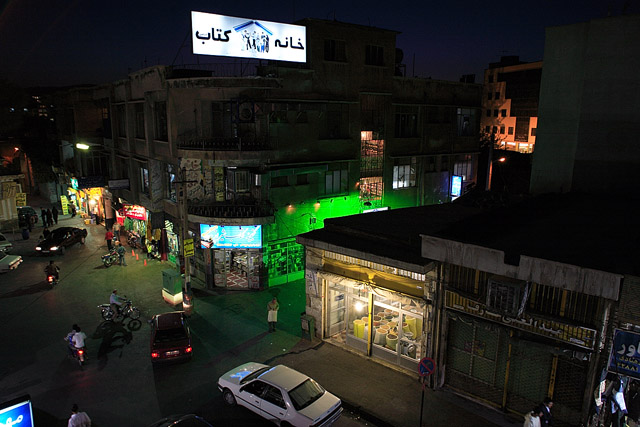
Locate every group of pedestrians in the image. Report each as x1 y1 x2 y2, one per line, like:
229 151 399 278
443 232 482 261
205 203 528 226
523 397 554 427
40 206 59 228
105 223 126 266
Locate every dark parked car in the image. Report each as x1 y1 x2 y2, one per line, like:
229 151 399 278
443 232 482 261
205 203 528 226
150 311 192 364
17 206 38 227
35 226 87 255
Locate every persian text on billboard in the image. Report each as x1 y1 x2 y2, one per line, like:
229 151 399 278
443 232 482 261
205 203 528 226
200 224 262 249
191 11 306 63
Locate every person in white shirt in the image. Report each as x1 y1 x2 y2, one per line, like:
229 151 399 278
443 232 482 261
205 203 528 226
68 403 91 427
110 289 123 316
523 406 543 427
612 377 628 427
71 326 86 349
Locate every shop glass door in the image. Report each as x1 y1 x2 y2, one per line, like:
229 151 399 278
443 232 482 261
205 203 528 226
326 283 346 338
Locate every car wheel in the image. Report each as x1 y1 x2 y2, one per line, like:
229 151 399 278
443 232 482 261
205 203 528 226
222 389 237 406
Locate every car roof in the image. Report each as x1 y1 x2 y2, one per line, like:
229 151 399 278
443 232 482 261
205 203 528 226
259 365 309 391
154 312 186 330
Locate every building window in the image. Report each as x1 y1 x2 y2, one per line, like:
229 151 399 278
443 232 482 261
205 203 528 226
457 108 476 136
271 176 288 188
116 104 126 138
321 104 349 139
140 166 150 196
154 101 168 141
508 127 514 135
493 109 499 117
501 109 507 118
487 92 493 100
531 128 537 136
134 103 145 139
392 157 416 189
394 112 418 138
324 39 346 62
488 74 494 83
492 126 498 134
500 125 505 134
296 174 309 185
485 125 490 133
486 278 528 317
325 167 348 194
166 164 176 202
494 91 500 100
486 109 491 117
365 45 384 66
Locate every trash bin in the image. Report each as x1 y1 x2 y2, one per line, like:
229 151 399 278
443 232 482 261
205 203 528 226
300 312 316 341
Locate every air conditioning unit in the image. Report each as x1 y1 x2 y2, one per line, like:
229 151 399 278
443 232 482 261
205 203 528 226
238 102 255 122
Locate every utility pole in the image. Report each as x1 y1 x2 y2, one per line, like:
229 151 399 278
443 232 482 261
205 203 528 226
177 166 197 313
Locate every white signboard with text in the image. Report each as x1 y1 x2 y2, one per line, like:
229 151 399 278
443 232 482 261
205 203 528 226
191 11 306 63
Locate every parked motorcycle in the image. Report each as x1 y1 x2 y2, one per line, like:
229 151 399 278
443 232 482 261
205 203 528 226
102 248 119 268
98 297 141 321
127 231 141 249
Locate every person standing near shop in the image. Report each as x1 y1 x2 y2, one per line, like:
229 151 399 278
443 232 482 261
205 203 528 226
540 397 554 426
116 241 126 266
41 207 46 225
52 205 59 224
68 403 91 427
105 228 114 251
267 297 279 332
113 221 121 242
45 208 53 227
611 378 628 427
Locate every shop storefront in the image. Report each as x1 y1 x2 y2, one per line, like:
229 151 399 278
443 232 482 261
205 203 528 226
199 224 263 290
164 219 180 265
321 272 427 371
444 290 596 425
67 186 105 223
122 204 147 246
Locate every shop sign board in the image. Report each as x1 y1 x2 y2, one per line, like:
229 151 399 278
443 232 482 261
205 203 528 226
70 178 78 190
78 176 105 189
183 239 194 257
15 192 26 206
200 224 262 249
445 291 596 350
608 329 640 379
60 195 69 215
191 11 307 63
0 395 34 427
451 175 462 197
108 179 130 190
124 204 147 220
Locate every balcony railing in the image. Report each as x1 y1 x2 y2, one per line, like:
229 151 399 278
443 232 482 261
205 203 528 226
178 136 271 151
188 202 274 219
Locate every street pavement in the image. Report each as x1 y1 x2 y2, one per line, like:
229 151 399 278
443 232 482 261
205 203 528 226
0 202 522 427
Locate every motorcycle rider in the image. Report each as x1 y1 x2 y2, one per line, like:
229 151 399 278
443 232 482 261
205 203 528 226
110 289 124 317
64 324 86 358
45 260 60 281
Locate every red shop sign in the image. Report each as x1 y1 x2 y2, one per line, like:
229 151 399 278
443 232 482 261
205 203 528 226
124 204 147 220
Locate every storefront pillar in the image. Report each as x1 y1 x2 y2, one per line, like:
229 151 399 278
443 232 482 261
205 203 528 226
367 293 374 356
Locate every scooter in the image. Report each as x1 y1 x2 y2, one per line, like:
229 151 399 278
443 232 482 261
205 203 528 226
64 334 85 367
47 274 58 287
102 248 119 268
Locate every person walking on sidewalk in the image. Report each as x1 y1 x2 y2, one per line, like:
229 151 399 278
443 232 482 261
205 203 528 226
116 241 126 266
68 403 91 427
52 206 59 224
523 406 543 427
267 297 279 332
105 228 114 251
41 207 46 225
45 209 53 227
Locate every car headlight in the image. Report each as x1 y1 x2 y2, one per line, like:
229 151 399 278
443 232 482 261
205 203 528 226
35 247 41 251
50 246 58 251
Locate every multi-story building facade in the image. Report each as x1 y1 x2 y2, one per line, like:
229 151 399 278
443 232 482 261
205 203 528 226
58 18 482 290
481 56 542 153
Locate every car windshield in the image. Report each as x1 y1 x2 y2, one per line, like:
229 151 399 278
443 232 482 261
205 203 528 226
240 367 271 385
51 229 67 239
154 328 188 343
288 379 325 411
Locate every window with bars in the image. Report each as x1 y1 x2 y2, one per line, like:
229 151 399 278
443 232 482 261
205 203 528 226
134 103 145 139
324 39 346 62
365 45 384 66
116 104 126 137
392 157 416 189
154 101 168 141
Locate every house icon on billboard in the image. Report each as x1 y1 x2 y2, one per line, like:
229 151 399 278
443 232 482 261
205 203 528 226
233 20 273 53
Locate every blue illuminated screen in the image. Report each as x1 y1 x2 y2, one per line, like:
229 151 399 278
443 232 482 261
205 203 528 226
451 175 462 197
200 224 262 249
0 395 34 427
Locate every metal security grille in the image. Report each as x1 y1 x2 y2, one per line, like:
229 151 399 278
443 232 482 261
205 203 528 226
445 316 505 406
552 357 588 427
505 338 553 414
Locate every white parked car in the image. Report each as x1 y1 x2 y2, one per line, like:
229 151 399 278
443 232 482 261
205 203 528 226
218 362 342 427
0 232 12 253
0 251 22 272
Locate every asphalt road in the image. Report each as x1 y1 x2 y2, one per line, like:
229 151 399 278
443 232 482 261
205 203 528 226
0 217 373 427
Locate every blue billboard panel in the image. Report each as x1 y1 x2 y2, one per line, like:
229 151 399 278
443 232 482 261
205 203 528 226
0 395 34 427
200 224 262 249
608 329 640 379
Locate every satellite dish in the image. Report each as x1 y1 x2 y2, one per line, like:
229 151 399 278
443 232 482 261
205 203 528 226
238 102 254 122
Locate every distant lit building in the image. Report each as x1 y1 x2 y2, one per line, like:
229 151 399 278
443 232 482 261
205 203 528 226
481 56 542 153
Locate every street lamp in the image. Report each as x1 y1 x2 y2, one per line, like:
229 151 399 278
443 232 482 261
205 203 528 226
76 143 90 150
487 156 506 191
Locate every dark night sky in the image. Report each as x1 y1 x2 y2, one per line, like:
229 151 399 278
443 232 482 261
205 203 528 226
1 0 637 88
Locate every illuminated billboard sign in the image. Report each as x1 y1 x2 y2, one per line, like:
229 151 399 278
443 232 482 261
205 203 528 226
200 224 262 249
451 175 462 197
191 11 306 63
1 395 35 427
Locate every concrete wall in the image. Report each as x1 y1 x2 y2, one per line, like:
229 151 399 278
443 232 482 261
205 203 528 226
531 15 640 194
